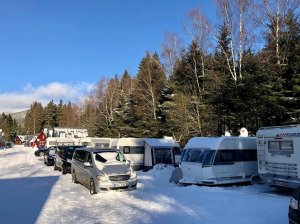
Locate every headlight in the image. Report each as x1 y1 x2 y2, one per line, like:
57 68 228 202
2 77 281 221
97 175 108 182
131 171 137 179
290 197 299 210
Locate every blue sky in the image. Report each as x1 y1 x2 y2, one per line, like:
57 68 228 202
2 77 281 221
0 0 214 113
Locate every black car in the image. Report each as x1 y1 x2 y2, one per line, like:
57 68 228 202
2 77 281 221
53 145 83 174
289 187 300 224
34 146 48 157
43 146 56 166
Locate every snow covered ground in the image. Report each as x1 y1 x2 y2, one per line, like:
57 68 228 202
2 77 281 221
0 146 291 224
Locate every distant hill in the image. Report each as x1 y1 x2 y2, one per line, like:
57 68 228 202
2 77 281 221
10 110 29 127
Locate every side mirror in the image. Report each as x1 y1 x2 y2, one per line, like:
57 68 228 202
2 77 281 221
83 162 92 167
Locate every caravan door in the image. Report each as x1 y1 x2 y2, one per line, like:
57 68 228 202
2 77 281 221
181 148 203 181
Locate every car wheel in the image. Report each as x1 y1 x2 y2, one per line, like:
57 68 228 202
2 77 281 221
72 171 78 184
40 152 44 157
62 164 67 175
54 162 58 171
90 179 97 195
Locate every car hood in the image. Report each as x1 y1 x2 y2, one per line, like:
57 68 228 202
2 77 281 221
100 163 131 175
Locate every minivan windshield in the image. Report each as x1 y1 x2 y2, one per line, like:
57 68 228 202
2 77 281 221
94 151 126 164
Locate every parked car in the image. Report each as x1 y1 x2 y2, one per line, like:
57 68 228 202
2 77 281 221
54 145 83 174
71 148 137 194
34 146 48 157
289 187 300 224
43 146 56 166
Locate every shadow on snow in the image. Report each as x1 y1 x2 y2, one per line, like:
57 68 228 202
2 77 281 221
0 176 59 224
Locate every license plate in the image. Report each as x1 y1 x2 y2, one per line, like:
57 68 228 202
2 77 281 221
114 183 126 187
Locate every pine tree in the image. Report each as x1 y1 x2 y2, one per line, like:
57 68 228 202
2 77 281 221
133 52 167 137
44 100 58 129
23 102 44 135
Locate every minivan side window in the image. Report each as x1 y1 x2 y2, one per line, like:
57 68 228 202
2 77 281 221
84 152 92 163
74 150 85 162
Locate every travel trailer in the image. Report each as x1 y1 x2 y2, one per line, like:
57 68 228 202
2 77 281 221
176 136 257 185
46 137 76 147
79 137 112 148
117 137 180 171
116 138 145 171
256 125 300 189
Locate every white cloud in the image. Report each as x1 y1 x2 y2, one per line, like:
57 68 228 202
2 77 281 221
0 82 95 113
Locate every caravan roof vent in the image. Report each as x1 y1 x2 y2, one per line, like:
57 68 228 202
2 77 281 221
239 127 248 137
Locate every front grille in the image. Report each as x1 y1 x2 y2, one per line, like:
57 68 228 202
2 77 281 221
266 162 297 177
109 175 130 181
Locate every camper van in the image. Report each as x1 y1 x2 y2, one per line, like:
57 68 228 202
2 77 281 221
256 125 300 189
178 137 257 185
117 137 180 171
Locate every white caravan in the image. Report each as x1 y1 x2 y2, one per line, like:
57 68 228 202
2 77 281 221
116 138 145 171
80 137 112 148
178 137 257 185
256 125 300 189
117 137 180 171
46 137 76 147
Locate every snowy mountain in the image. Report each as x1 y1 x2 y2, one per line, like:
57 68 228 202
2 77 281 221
10 110 28 126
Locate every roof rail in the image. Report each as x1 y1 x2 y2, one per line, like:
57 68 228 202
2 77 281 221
259 124 300 130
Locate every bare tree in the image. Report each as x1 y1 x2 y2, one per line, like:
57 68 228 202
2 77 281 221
248 0 299 65
161 32 184 79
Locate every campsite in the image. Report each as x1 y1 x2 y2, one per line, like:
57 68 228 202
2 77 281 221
0 146 290 224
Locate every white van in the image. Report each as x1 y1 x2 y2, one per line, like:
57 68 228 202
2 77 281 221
71 148 137 194
177 137 257 185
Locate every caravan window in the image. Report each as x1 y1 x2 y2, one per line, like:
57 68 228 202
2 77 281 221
220 150 235 162
268 141 293 154
183 149 201 162
243 150 257 161
183 149 214 165
173 147 181 156
202 150 216 167
122 146 144 154
124 146 130 154
214 150 235 164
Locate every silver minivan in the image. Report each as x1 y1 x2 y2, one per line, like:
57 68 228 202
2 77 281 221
71 148 137 194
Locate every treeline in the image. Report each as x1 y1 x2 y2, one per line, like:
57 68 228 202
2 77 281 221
18 1 300 144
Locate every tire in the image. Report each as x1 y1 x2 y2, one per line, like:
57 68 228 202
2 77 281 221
90 179 97 195
72 171 78 184
54 162 58 171
40 152 44 157
62 164 67 175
